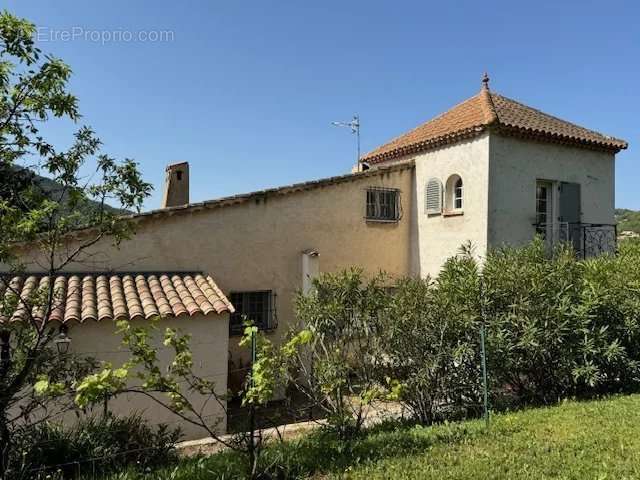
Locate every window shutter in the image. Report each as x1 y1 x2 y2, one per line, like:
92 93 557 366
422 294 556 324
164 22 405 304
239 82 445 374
425 178 442 214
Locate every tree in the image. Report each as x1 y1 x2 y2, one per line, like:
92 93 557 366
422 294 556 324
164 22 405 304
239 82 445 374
0 10 151 478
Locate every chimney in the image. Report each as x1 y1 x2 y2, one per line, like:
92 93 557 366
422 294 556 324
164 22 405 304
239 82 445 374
161 162 189 208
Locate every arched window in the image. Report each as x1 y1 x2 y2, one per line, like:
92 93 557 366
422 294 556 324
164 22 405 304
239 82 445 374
445 174 463 212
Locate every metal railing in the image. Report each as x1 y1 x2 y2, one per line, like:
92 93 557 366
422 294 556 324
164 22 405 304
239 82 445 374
534 222 617 259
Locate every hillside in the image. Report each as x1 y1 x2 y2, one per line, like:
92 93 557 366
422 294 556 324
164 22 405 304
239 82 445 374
1 165 131 218
616 208 640 234
34 172 131 217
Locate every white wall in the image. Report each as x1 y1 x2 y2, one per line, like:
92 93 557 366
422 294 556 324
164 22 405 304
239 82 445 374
411 134 491 278
488 134 616 247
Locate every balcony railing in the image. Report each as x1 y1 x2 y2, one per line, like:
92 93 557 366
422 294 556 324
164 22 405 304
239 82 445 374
534 222 617 259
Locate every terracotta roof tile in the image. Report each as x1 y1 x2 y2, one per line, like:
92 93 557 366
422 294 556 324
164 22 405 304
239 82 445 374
362 80 628 163
0 273 232 324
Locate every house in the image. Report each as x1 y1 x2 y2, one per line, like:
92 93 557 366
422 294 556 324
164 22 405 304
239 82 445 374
3 76 628 439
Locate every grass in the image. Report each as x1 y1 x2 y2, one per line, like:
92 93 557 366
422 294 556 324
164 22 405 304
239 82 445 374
99 394 640 479
338 395 640 479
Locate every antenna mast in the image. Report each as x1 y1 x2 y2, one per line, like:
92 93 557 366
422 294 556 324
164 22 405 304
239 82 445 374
332 114 360 166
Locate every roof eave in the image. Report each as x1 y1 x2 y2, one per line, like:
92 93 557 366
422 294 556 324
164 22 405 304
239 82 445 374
364 126 488 164
495 125 629 153
365 123 628 164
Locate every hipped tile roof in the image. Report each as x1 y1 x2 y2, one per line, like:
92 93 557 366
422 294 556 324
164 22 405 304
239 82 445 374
362 77 628 163
0 273 233 324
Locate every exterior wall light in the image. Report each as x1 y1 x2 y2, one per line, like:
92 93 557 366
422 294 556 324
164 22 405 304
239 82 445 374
54 325 71 355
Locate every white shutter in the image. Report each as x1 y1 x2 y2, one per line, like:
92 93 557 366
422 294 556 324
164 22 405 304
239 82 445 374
425 178 442 215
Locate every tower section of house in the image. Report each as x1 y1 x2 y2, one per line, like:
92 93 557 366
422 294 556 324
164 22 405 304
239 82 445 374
362 75 627 277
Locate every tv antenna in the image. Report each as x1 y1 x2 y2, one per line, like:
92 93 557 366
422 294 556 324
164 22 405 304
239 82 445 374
332 114 360 165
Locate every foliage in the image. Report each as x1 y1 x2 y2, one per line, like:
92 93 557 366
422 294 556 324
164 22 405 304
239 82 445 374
11 414 180 479
75 319 285 479
285 238 640 428
482 239 586 404
381 246 483 424
288 269 392 440
484 238 640 405
616 208 640 234
0 10 151 478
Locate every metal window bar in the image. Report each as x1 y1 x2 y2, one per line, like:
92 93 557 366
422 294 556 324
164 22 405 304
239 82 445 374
365 187 401 222
229 291 278 335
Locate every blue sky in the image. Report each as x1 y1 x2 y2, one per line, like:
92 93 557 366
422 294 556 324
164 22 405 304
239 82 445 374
5 0 639 209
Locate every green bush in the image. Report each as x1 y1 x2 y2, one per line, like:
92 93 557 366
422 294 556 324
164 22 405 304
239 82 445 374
10 414 181 479
484 238 640 405
287 238 640 427
382 247 483 424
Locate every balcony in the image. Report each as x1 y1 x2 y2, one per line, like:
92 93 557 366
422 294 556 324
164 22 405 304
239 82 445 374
534 222 617 259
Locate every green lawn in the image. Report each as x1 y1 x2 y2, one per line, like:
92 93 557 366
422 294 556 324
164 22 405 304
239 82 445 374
105 395 640 479
337 395 640 480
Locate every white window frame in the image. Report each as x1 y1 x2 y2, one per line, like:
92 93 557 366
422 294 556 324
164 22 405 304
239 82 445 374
445 174 464 213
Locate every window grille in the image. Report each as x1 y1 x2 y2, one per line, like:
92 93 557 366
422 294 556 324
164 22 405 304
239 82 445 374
425 178 443 214
365 187 401 222
229 290 277 335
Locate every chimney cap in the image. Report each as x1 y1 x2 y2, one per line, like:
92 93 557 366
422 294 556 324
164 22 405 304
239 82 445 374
166 161 189 172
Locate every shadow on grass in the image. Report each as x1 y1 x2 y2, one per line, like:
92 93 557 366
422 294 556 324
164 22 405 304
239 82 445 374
255 418 492 479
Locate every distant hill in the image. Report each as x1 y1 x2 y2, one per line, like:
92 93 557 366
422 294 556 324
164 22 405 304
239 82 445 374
33 172 131 217
616 209 640 234
1 165 131 219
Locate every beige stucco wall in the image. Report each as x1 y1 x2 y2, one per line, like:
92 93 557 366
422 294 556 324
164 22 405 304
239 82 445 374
487 134 616 247
409 134 491 278
63 313 229 440
18 166 414 372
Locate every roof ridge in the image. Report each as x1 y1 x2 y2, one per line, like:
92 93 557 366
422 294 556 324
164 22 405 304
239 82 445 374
479 86 499 125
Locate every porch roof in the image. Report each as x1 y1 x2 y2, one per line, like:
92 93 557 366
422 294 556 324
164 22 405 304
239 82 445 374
0 272 234 324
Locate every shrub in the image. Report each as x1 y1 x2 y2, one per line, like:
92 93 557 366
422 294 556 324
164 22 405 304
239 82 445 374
289 269 391 439
10 414 181 479
382 247 483 424
483 237 640 405
482 239 584 404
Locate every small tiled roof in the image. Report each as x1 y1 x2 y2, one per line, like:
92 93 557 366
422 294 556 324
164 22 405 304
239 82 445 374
362 76 628 163
0 273 233 324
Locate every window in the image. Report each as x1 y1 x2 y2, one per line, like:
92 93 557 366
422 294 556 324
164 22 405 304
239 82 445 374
536 184 549 225
366 187 400 222
536 181 552 238
445 174 463 212
229 291 276 335
454 178 463 210
425 178 443 214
